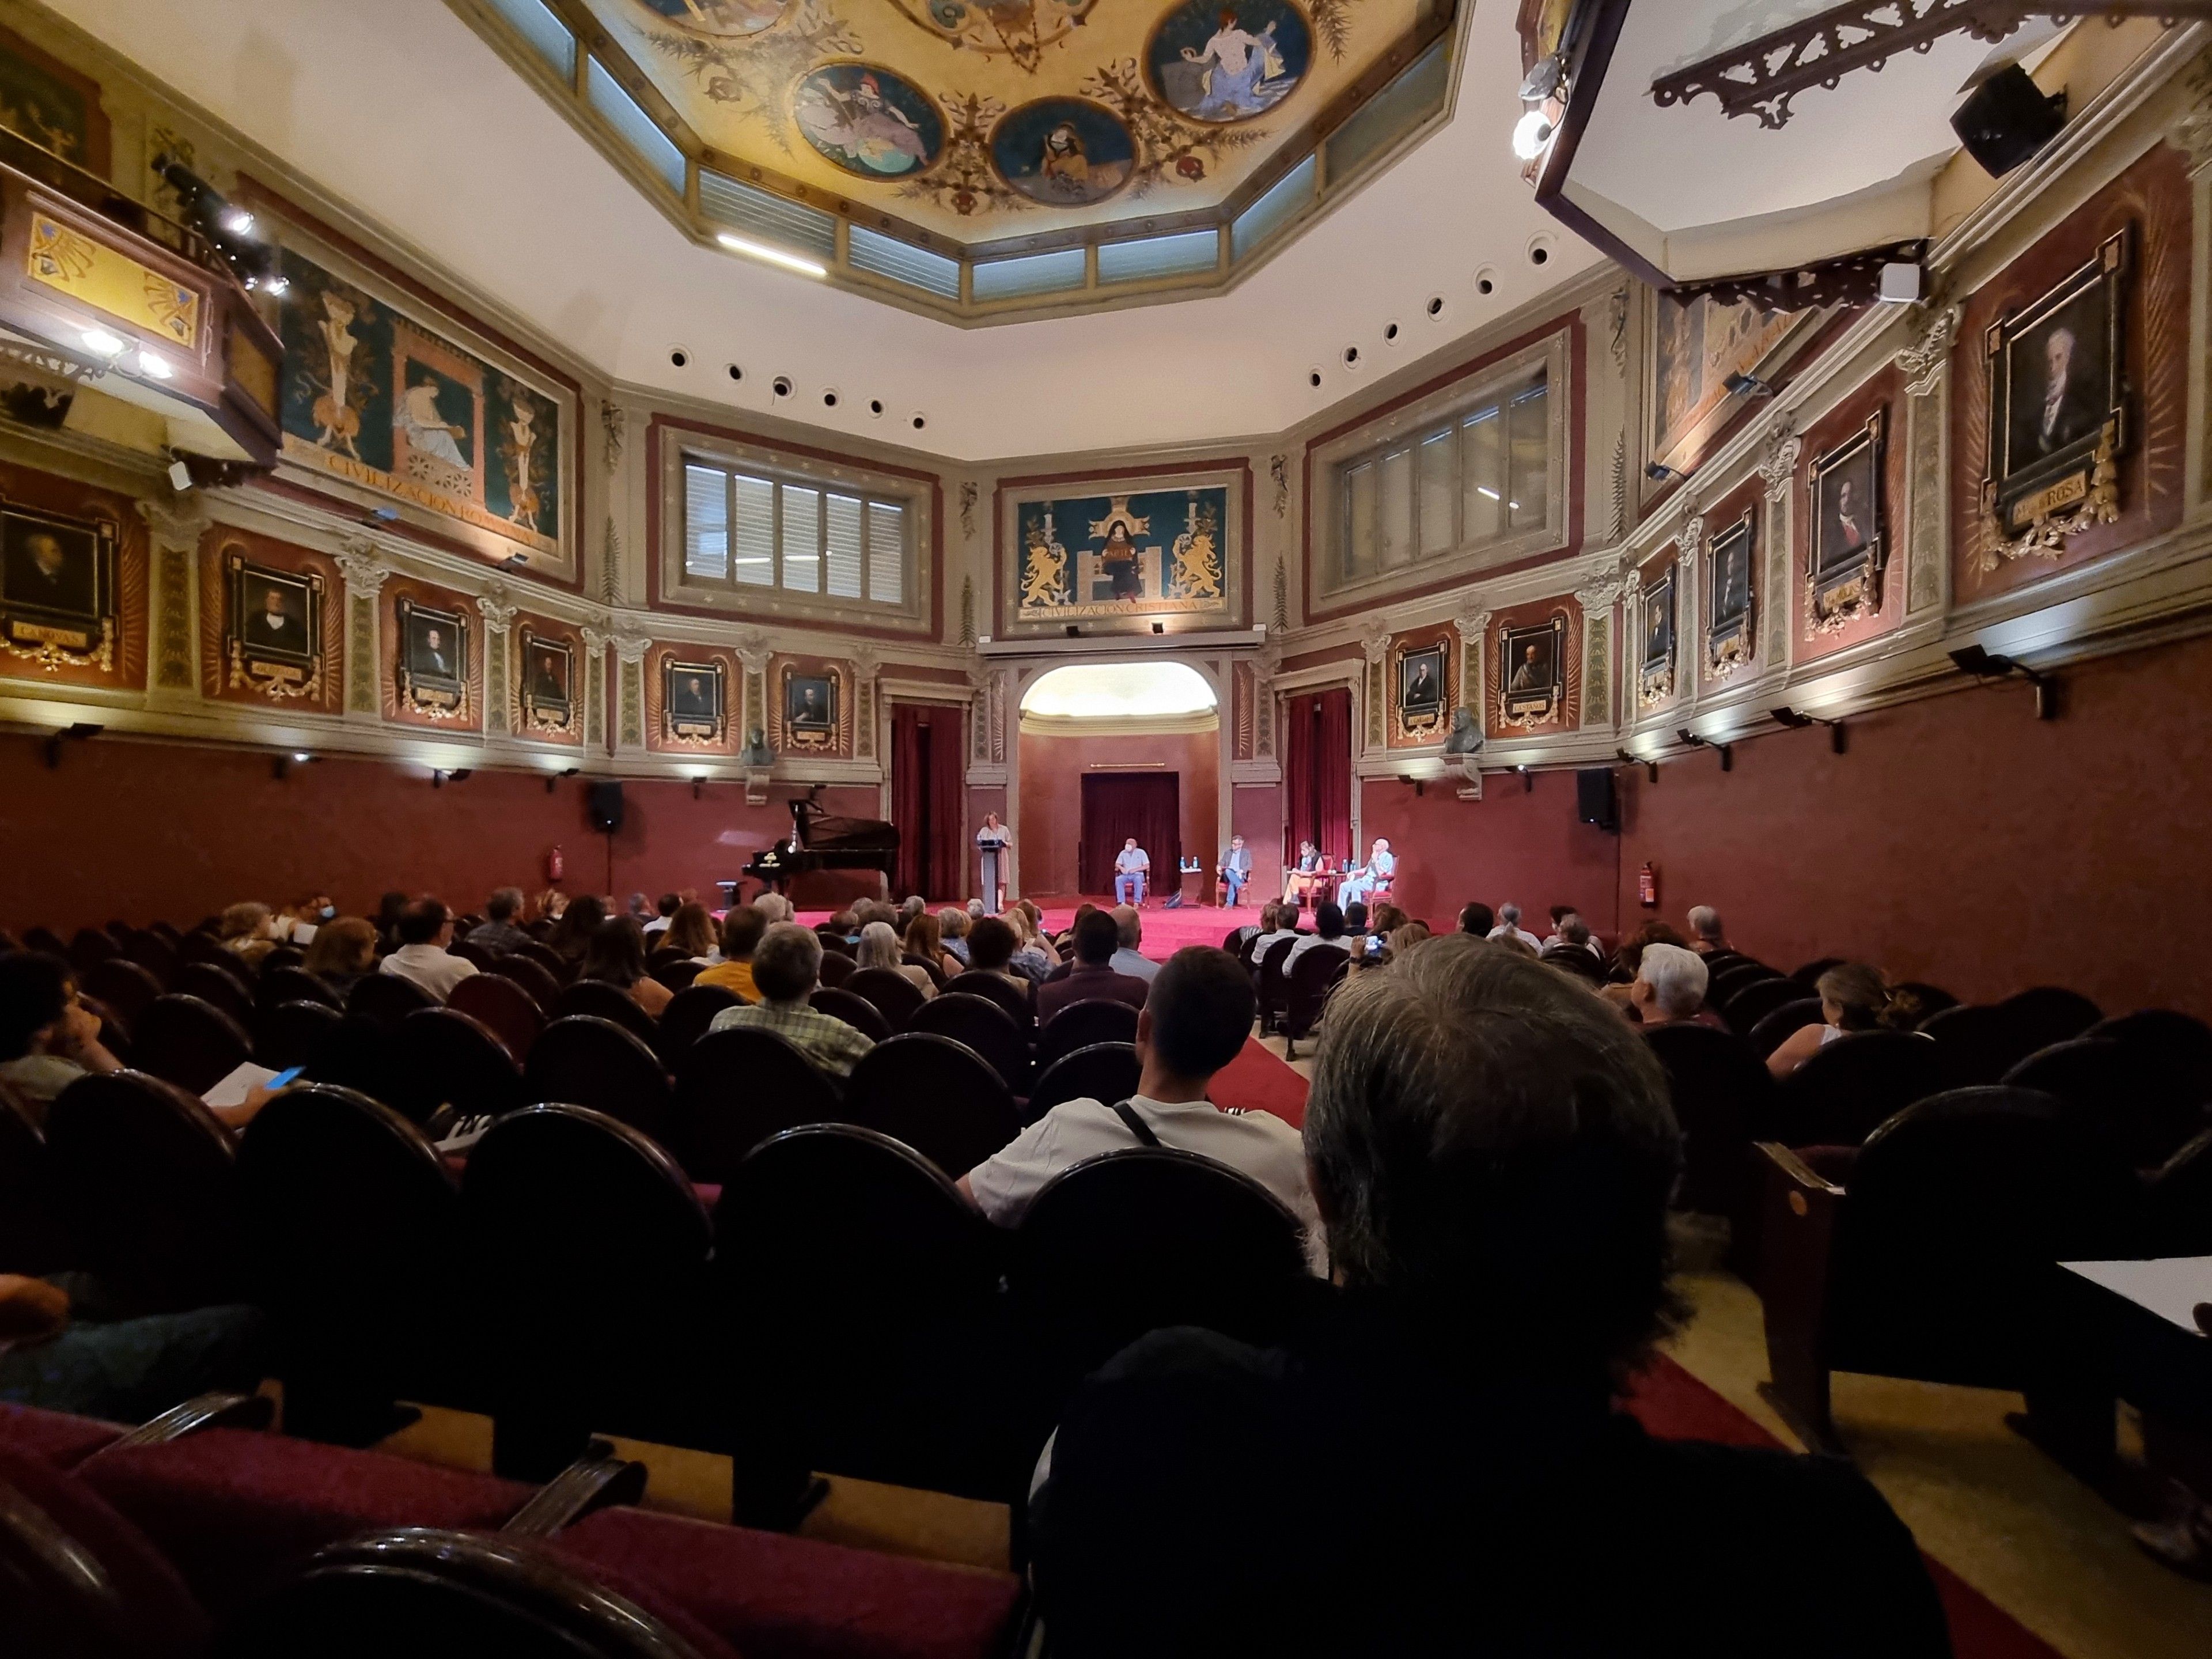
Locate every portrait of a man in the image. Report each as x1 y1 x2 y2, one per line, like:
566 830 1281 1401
786 674 835 732
2 520 96 619
243 581 302 655
2009 304 2107 465
1400 646 1444 713
529 645 568 706
669 664 721 723
1508 641 1547 692
404 609 463 686
1501 621 1563 725
1808 411 1887 628
1643 575 1675 670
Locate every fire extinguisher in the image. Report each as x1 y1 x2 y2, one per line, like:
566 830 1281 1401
1638 862 1658 910
546 845 565 884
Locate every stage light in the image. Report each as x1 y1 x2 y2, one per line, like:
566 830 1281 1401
1512 108 1555 161
136 351 172 380
1723 371 1777 399
714 231 827 279
220 206 256 237
1771 706 1847 753
262 274 290 296
1676 729 1733 771
1950 644 2057 719
80 328 124 357
1645 462 1685 482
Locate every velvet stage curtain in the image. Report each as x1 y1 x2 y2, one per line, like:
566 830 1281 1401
891 702 967 900
1283 692 1318 872
1079 771 1180 897
1282 688 1354 870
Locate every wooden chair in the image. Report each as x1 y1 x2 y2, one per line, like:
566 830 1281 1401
941 971 1031 1028
1643 1023 1778 1215
488 954 562 1016
258 964 340 1012
845 967 927 1033
177 961 255 1027
237 1085 465 1442
45 1070 245 1311
82 957 164 1028
253 998 345 1074
448 972 547 1065
345 972 440 1032
654 984 738 1070
808 987 893 1043
1024 1043 1141 1123
554 979 661 1046
815 950 855 988
843 1034 1021 1177
132 995 253 1096
1774 1029 1943 1147
461 1104 715 1479
668 1028 844 1183
393 1007 528 1124
1037 998 1139 1072
524 1016 673 1143
908 993 1029 1094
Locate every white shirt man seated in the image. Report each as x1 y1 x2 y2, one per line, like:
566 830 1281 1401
1251 902 1305 961
379 897 479 1002
1540 909 1603 956
961 945 1323 1271
1487 903 1543 951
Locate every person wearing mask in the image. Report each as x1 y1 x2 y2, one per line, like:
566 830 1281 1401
578 916 673 1017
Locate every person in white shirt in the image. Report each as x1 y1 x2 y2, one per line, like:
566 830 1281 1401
1251 901 1304 965
642 893 679 938
1112 838 1151 907
960 945 1323 1271
1487 903 1543 952
378 897 480 1002
1108 904 1160 983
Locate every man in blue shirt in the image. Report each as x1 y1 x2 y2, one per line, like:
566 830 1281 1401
1217 834 1253 907
1113 838 1150 906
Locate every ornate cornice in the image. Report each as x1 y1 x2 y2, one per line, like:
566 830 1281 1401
1758 418 1804 503
1895 305 1961 399
613 632 653 665
134 498 209 554
334 539 392 597
1571 579 1623 613
475 589 518 633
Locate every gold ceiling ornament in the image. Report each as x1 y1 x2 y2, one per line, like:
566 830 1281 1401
1080 57 1267 196
645 1 864 147
885 0 1101 73
897 90 1027 214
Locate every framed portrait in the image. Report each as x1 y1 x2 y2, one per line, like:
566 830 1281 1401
396 596 468 717
1981 226 2129 544
0 500 115 670
664 657 726 744
1704 509 1755 676
518 628 574 734
1393 639 1448 740
1638 564 1677 708
225 552 323 699
1498 618 1565 728
781 665 842 752
1808 409 1886 633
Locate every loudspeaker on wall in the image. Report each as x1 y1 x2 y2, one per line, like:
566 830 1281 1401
588 780 625 834
1575 768 1618 832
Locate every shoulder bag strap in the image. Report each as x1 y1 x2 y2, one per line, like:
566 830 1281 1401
1107 1097 1162 1149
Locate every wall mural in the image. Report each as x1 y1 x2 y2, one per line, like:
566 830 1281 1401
1010 484 1231 626
0 24 107 171
273 236 568 567
1648 291 1804 475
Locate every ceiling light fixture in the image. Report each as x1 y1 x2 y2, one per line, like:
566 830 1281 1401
80 328 124 358
220 206 257 237
136 351 172 380
1512 108 1556 161
715 231 826 279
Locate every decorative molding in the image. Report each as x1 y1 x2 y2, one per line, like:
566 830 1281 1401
1758 418 1804 503
1272 556 1290 631
959 480 979 540
613 631 653 665
334 540 392 599
1358 617 1392 664
475 590 518 634
134 498 207 554
1607 285 1630 370
600 399 626 472
733 631 775 675
958 575 976 648
2169 48 2212 175
1895 305 1960 399
1268 453 1290 517
577 623 613 656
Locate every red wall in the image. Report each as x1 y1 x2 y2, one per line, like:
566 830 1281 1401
1360 770 1622 938
0 735 878 933
1016 726 1219 899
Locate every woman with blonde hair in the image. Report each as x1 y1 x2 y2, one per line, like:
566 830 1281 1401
303 916 378 996
859 920 935 998
1766 963 1901 1080
219 901 279 969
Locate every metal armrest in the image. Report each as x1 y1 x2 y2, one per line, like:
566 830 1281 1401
501 1439 649 1537
82 1391 274 1461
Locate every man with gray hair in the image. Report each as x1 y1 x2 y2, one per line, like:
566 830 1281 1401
1108 904 1159 983
938 906 973 967
465 887 530 955
707 921 873 1078
1486 902 1541 950
1630 941 1709 1027
1033 938 1944 1656
752 891 794 926
1687 905 1728 954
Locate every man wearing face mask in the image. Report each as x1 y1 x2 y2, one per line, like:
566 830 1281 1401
278 893 337 945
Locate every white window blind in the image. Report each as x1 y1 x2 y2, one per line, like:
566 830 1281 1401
680 454 910 607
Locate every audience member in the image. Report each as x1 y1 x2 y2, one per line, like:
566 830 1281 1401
0 952 122 1124
1369 903 1407 936
965 916 1027 994
1542 908 1601 955
275 894 335 944
695 906 767 1001
1488 930 1538 961
1628 943 1709 1028
579 916 673 1016
1038 909 1150 1022
900 895 927 933
1540 918 1607 983
1767 963 1901 1079
963 946 1319 1262
467 887 532 956
1285 900 1347 967
546 893 607 967
708 923 874 1078
1341 901 1369 936
906 911 959 981
1005 908 1057 984
378 899 479 1002
938 906 973 967
219 901 280 969
1251 904 1301 964
625 893 654 927
643 893 680 938
1687 906 1730 955
530 888 567 926
1487 903 1542 950
662 901 719 963
302 916 378 997
0 1272 264 1422
1457 902 1495 938
859 921 935 999
1109 906 1160 983
1031 939 1946 1657
753 892 794 926
373 889 408 952
968 897 987 922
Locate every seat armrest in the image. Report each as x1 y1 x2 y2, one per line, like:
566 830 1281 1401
1752 1141 1846 1452
502 1440 649 1537
81 1391 273 1461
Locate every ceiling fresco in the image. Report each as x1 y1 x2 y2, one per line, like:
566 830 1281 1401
587 0 1442 245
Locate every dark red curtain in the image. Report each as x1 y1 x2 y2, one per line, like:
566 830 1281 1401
1080 772 1180 897
891 702 967 900
1282 688 1354 869
1283 692 1317 872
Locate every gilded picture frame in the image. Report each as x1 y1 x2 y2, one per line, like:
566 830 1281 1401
1704 508 1754 677
396 596 469 718
518 628 575 734
225 552 323 700
1806 408 1885 634
1638 563 1676 709
0 498 115 671
1497 617 1565 729
664 656 728 746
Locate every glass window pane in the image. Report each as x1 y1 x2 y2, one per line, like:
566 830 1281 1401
824 493 864 598
732 474 775 588
1379 448 1412 569
1461 407 1503 544
866 502 904 604
779 486 820 592
1345 460 1377 579
684 463 727 579
1418 430 1454 557
1508 375 1548 530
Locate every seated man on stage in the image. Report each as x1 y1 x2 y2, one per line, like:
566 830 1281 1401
1217 834 1253 908
1113 838 1151 907
1337 838 1396 908
1282 840 1323 905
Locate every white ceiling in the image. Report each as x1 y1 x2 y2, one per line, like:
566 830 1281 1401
1020 660 1219 718
46 0 1602 462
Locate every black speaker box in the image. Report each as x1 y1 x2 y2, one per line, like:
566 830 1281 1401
1575 768 1618 832
587 780 625 834
1951 66 2065 179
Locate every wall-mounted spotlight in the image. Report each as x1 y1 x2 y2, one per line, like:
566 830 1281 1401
546 763 581 793
1770 706 1848 753
1512 763 1535 794
1645 462 1687 483
433 768 473 788
1950 644 2058 719
1616 747 1660 783
1398 772 1426 797
44 721 103 770
1677 728 1733 771
1063 624 1080 638
1151 621 1165 635
1723 371 1778 399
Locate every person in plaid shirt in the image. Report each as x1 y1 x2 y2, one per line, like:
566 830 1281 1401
707 922 874 1078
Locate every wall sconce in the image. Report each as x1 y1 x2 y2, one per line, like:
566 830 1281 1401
1513 763 1534 794
44 722 102 769
1616 747 1659 783
1770 706 1847 753
1950 645 2058 719
1677 729 1733 771
547 765 580 793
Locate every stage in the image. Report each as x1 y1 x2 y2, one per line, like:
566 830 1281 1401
795 902 1270 963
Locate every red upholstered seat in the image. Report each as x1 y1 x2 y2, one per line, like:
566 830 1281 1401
556 1505 1024 1659
77 1428 532 1617
0 1401 125 1466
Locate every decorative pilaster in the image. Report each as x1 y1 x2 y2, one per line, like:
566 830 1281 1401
334 540 391 719
475 589 518 736
1451 604 1491 711
579 619 611 752
1253 636 1281 761
965 658 1008 779
135 499 207 700
1758 420 1803 667
850 646 879 763
1359 618 1391 752
1570 584 1620 730
1896 306 1959 615
734 632 773 748
613 631 651 751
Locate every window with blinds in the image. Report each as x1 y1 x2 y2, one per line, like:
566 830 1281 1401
1333 365 1552 591
680 457 910 607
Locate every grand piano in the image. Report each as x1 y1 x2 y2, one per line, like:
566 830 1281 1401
738 789 899 901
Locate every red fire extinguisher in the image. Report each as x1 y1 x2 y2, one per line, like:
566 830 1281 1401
1638 862 1658 910
546 845 565 884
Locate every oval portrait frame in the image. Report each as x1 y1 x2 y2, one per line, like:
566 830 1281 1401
1142 0 1313 127
790 59 948 183
988 96 1138 209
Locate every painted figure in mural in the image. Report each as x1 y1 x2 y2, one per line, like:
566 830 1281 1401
1101 519 1141 600
1181 8 1290 120
1170 515 1222 599
796 71 930 177
313 291 363 460
1039 122 1090 198
505 400 541 532
399 373 469 471
1021 524 1069 609
641 0 787 34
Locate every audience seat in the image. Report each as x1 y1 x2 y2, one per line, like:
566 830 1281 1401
178 961 255 1026
237 1086 466 1444
1253 937 1297 1035
446 938 495 971
902 953 948 991
816 950 856 988
1708 962 1784 1017
654 983 739 1070
809 986 893 1043
260 946 306 975
448 972 547 1065
302 1014 411 1112
507 938 569 980
132 994 253 1096
844 1035 1021 1178
462 1105 717 1479
22 925 68 955
82 956 164 1028
715 1126 1018 1514
0 1082 67 1274
1721 978 1807 1039
1775 1029 1942 1146
1753 1086 2144 1453
393 1007 529 1124
1643 1024 1778 1215
653 959 705 993
1920 1002 2037 1089
122 930 181 987
668 1028 843 1184
1892 982 1959 1024
524 1017 673 1143
181 934 243 976
1996 986 2102 1044
845 968 927 1033
1037 999 1139 1072
941 972 1031 1028
258 965 339 1013
489 955 562 1015
346 974 439 1031
2003 1036 2209 1169
253 998 344 1075
2147 1129 2212 1255
2085 1007 2212 1109
0 1402 123 1467
907 993 1029 1094
1790 957 1844 986
46 1071 244 1312
1021 1043 1141 1124
555 980 661 1046
67 926 121 974
1281 944 1350 1058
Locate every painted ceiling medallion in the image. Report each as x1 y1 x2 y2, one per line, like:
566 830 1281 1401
630 0 790 39
887 0 1100 73
795 62 945 176
991 97 1134 206
1147 0 1311 125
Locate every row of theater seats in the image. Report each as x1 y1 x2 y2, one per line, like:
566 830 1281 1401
0 1393 1024 1659
1232 928 1350 1057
